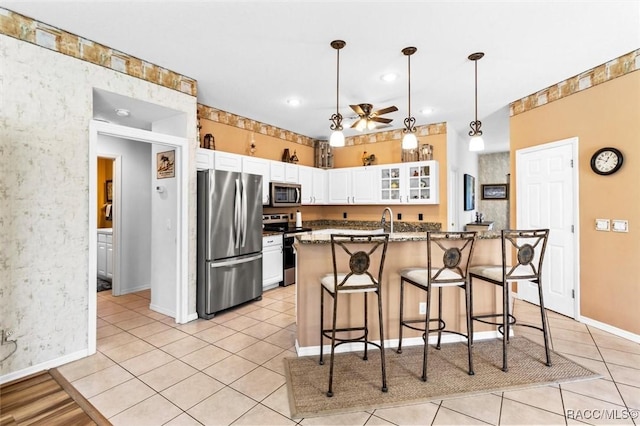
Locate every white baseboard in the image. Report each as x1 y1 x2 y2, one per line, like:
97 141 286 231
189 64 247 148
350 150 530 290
0 348 88 385
580 316 640 343
121 284 151 295
185 312 199 323
150 303 176 319
295 330 503 357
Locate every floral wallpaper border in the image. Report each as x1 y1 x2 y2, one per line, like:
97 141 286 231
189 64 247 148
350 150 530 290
0 8 197 97
510 49 639 117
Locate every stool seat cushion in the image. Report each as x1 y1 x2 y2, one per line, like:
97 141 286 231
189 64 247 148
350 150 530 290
321 273 378 294
399 267 465 287
469 265 517 282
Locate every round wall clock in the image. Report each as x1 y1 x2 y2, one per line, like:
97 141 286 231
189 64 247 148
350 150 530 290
590 147 623 175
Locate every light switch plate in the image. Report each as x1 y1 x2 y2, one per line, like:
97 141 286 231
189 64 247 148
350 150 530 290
612 219 629 232
595 219 610 231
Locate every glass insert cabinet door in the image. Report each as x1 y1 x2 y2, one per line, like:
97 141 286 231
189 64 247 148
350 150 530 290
380 166 402 201
407 164 431 201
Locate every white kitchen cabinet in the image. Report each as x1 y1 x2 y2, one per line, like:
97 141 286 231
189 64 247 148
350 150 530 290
377 161 439 204
328 166 377 204
242 156 270 204
298 165 327 205
327 167 352 204
378 165 403 203
403 161 439 204
214 151 242 172
270 161 299 183
196 148 214 170
97 230 113 281
262 234 283 290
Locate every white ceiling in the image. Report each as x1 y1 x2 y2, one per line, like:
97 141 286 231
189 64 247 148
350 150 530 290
3 1 639 152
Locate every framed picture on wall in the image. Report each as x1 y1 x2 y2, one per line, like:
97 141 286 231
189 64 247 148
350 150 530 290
482 184 509 200
157 150 175 179
105 180 113 202
464 174 475 211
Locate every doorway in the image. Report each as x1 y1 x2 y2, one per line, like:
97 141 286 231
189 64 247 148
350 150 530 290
88 120 190 355
515 137 579 318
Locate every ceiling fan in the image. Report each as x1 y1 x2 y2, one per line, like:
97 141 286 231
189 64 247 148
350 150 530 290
349 103 398 131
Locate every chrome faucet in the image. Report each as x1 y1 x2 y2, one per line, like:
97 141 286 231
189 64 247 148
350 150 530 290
381 207 394 234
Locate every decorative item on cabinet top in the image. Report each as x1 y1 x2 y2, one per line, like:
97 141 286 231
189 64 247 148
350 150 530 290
362 151 376 166
402 143 433 163
203 133 215 150
315 140 334 169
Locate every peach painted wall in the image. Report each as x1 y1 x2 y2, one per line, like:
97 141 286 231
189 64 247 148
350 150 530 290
200 119 315 166
97 158 113 229
510 71 640 335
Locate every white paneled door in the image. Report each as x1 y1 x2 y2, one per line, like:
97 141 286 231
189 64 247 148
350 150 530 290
516 138 578 318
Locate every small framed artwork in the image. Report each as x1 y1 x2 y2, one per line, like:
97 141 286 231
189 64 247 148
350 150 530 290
157 150 175 179
105 180 113 202
464 174 475 211
482 184 509 200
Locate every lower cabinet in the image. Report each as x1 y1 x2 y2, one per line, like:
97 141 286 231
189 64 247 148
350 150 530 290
262 234 283 290
97 230 113 281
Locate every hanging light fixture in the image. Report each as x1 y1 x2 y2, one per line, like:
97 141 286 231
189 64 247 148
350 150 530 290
329 40 346 147
468 52 485 152
401 46 418 150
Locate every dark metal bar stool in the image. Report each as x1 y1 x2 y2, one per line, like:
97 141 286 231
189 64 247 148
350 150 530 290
397 231 476 381
319 233 389 397
469 229 551 372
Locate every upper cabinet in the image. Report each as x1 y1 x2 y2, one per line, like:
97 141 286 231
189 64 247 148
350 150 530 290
242 156 270 205
196 148 439 205
270 162 299 183
405 161 439 204
214 151 242 172
298 165 327 205
328 166 378 204
377 161 439 204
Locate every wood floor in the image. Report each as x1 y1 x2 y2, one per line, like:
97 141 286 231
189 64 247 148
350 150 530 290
0 369 110 426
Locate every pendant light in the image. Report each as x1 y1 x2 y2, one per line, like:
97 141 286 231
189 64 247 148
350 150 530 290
401 46 418 150
329 40 346 147
468 52 485 152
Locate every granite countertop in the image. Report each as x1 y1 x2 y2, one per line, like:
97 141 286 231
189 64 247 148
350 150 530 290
299 219 441 233
294 220 500 244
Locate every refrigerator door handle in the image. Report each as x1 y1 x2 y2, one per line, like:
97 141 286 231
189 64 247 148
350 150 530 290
234 178 242 249
241 177 248 247
209 253 262 268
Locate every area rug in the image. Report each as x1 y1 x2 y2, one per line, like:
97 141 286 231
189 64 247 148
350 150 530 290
284 337 600 419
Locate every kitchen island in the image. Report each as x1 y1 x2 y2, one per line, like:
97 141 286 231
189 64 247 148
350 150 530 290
293 230 503 356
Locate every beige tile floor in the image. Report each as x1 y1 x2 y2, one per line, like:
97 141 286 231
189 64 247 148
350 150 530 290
57 286 640 425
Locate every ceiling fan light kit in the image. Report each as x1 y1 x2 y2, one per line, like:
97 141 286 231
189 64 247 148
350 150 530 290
401 46 418 150
329 40 346 147
468 52 485 152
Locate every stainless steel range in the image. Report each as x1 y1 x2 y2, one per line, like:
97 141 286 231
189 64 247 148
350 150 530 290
262 213 312 286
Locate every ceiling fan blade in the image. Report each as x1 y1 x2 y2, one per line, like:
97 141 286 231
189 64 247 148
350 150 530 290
350 104 365 115
371 116 393 124
372 105 398 116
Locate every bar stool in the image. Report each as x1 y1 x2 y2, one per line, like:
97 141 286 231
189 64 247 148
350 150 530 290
397 231 476 382
469 229 551 372
319 233 389 397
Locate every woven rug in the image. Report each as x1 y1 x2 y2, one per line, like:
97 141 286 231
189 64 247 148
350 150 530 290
284 337 600 419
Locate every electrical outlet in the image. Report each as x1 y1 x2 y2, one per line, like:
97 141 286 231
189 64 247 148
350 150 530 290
419 302 427 315
1 329 15 345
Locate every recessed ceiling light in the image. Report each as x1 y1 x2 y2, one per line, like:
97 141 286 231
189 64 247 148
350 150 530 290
380 73 398 82
420 108 434 115
287 98 301 107
115 108 130 117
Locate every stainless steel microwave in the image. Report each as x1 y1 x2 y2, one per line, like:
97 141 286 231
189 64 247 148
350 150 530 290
269 182 301 207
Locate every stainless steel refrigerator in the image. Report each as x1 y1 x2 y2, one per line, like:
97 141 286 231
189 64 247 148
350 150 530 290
197 169 263 319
